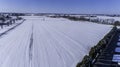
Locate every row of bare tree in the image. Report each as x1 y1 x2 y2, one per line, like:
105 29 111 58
0 15 22 29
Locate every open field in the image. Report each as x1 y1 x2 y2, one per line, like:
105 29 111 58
0 16 112 67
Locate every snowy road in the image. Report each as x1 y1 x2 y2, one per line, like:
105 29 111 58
0 16 112 67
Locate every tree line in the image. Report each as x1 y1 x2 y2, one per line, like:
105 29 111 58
0 14 23 29
49 15 120 26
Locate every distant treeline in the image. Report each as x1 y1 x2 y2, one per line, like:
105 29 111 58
49 15 120 26
0 13 26 16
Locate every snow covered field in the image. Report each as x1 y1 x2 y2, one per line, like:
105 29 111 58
97 16 120 21
0 16 112 67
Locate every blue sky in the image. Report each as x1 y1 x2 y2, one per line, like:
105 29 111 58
0 0 120 14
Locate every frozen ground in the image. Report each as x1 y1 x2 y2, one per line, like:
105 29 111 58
0 16 112 67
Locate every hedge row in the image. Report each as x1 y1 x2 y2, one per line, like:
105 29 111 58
76 26 117 67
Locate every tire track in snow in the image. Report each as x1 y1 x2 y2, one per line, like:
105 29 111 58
39 22 86 67
29 23 33 67
44 23 87 53
41 22 90 67
0 20 32 67
45 22 87 51
38 23 69 67
33 22 51 67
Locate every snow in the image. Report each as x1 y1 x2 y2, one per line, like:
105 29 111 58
117 42 120 46
118 39 120 41
0 16 112 67
112 55 120 63
115 47 120 52
97 16 120 21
